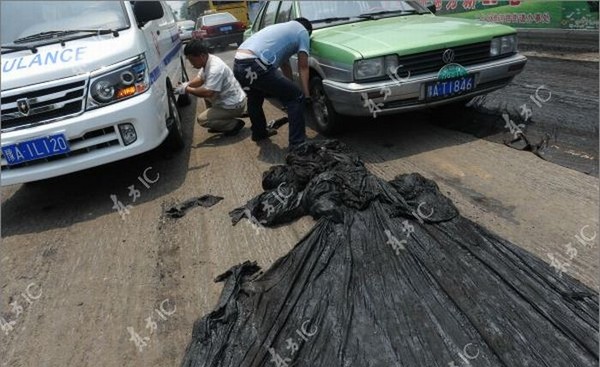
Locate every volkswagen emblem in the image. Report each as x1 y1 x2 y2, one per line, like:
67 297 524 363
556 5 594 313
442 49 455 64
17 98 31 116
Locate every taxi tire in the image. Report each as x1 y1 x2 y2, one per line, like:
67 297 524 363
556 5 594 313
309 76 341 136
165 85 185 152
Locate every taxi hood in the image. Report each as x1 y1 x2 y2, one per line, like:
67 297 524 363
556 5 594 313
312 15 516 60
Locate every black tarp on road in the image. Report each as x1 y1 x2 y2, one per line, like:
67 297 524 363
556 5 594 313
182 141 598 367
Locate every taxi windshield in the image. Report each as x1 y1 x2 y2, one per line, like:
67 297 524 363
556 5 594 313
299 0 427 26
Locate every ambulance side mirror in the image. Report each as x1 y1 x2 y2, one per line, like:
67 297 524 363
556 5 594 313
133 1 164 27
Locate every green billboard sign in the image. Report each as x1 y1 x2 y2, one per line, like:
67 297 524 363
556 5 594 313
420 0 599 29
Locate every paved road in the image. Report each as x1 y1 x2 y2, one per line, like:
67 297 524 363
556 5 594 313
1 47 597 367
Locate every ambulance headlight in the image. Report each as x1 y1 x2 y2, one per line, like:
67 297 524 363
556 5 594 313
87 55 150 110
92 80 115 102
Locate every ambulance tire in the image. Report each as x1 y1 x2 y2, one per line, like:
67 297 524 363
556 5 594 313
177 57 192 107
165 85 185 151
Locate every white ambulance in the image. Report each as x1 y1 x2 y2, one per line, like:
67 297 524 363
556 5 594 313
0 1 190 186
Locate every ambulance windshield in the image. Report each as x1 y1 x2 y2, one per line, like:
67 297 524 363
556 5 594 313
1 1 130 46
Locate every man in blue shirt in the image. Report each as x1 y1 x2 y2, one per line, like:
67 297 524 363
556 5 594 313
233 18 312 148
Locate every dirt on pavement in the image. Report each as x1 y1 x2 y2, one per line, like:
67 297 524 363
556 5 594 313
1 48 598 367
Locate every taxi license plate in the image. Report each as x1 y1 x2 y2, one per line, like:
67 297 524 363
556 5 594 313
426 75 476 100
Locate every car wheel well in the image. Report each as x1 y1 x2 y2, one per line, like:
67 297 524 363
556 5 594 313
176 60 192 107
163 80 185 151
309 74 342 135
308 68 321 82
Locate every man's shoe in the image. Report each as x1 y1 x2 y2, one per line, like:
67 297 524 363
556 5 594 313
267 116 288 129
251 128 277 142
207 128 220 133
224 119 245 136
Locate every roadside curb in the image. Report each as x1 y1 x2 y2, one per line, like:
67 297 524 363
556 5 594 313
517 28 599 52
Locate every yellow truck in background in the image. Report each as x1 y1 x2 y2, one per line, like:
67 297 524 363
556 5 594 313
188 0 250 27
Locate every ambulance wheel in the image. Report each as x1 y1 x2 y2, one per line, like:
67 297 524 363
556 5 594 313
177 57 192 107
165 85 185 151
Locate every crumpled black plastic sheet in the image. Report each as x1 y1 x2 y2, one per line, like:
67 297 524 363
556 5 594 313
164 195 223 219
181 140 598 367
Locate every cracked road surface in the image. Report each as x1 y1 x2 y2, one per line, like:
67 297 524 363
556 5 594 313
1 46 597 367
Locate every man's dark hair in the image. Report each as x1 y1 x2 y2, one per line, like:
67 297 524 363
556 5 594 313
294 17 312 35
184 40 209 57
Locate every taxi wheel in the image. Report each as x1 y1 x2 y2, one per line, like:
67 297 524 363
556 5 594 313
165 85 185 151
309 76 341 135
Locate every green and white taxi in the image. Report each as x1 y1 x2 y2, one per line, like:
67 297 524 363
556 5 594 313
246 0 527 134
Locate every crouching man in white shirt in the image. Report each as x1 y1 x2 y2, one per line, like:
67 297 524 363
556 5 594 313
176 40 247 136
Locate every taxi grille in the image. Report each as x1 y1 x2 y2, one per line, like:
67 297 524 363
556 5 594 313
395 41 503 77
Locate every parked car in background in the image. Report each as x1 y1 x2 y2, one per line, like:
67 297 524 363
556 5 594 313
204 1 250 27
246 0 528 135
177 20 195 43
193 11 246 48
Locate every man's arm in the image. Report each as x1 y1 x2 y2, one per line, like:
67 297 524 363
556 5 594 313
185 86 215 99
188 75 204 88
297 52 310 98
176 76 204 93
280 60 293 80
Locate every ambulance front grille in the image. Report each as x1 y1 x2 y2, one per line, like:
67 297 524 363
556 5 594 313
1 79 87 132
